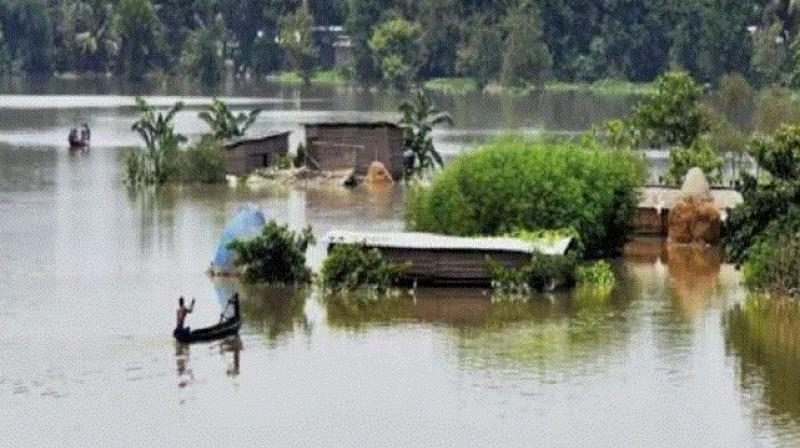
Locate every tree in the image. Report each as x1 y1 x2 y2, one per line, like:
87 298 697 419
199 98 263 140
456 19 502 89
346 0 392 83
399 89 453 177
113 0 161 80
279 4 317 85
500 3 552 88
726 124 800 264
0 24 13 77
632 70 710 147
369 17 423 88
180 14 226 86
751 23 789 87
0 0 55 75
60 0 118 73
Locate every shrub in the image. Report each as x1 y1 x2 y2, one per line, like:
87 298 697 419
575 260 615 287
405 136 646 255
726 125 800 264
227 221 315 285
176 135 226 183
321 244 406 292
665 138 724 186
742 231 800 299
487 253 577 294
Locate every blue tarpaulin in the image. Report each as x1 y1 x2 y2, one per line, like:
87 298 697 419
210 203 266 275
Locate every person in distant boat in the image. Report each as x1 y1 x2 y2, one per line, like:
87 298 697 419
80 122 91 142
174 296 195 338
68 127 79 146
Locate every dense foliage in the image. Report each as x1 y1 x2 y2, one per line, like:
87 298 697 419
227 221 315 285
125 98 186 185
320 244 406 292
405 136 645 255
726 125 800 270
3 0 799 89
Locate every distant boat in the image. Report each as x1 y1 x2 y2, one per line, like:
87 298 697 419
68 127 90 150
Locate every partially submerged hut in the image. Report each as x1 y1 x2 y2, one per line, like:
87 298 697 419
223 131 290 175
635 186 743 235
326 231 574 286
303 122 404 178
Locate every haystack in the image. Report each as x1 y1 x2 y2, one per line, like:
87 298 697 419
365 160 394 185
668 168 721 244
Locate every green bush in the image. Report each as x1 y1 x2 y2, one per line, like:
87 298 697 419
321 244 406 292
742 230 800 299
665 138 724 186
725 125 800 264
405 136 646 255
176 135 226 183
575 260 615 287
227 221 315 285
487 253 577 294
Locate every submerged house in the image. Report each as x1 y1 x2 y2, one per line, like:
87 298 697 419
222 131 290 175
635 186 743 235
326 231 574 286
303 122 405 178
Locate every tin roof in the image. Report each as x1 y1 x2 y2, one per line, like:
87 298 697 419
223 131 291 150
325 231 573 256
304 120 400 128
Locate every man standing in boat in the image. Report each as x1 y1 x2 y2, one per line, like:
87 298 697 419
174 296 195 338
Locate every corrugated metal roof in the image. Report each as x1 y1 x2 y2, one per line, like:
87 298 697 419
304 120 400 128
223 131 291 150
325 231 573 256
638 187 743 210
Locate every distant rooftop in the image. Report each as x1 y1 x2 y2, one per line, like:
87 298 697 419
223 131 291 149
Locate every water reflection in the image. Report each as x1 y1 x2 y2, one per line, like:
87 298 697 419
666 244 724 318
175 336 243 389
240 285 311 344
725 296 800 420
323 279 631 373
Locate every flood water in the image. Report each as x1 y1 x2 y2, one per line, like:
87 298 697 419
1 79 799 447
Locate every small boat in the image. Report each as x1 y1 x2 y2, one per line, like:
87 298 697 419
68 127 90 150
174 294 241 344
174 314 241 344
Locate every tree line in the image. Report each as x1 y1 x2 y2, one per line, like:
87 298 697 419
2 0 800 88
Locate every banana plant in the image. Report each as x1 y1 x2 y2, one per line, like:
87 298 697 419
129 97 186 184
198 98 263 140
399 89 453 178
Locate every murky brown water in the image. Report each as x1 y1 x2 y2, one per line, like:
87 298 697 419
1 80 798 447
